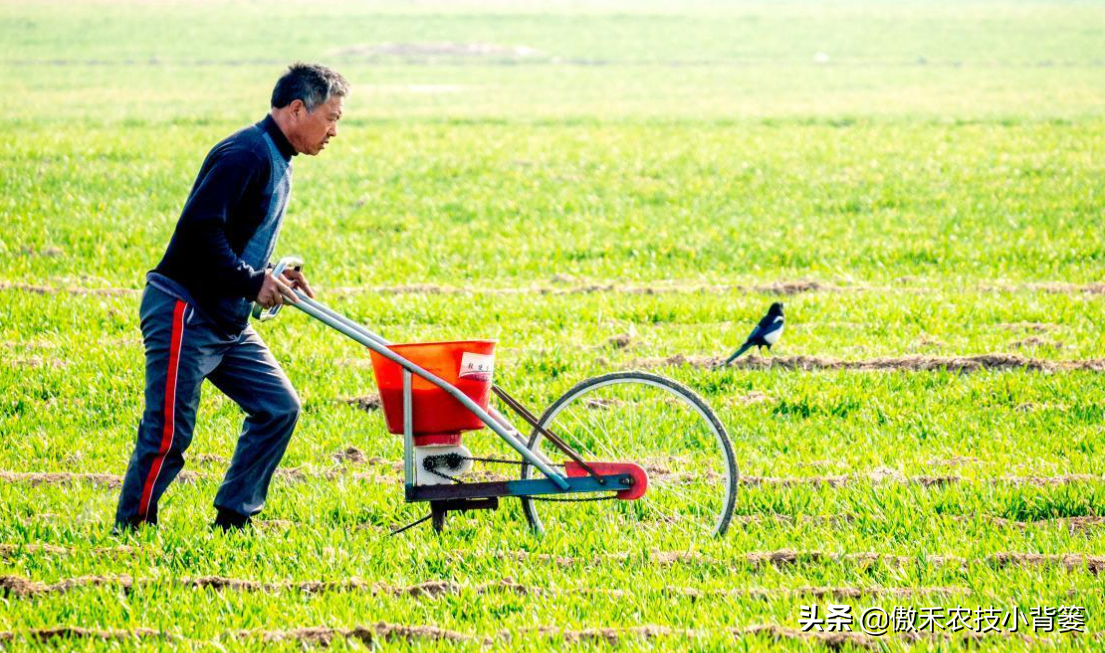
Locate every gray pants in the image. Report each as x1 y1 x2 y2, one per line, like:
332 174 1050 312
115 285 300 527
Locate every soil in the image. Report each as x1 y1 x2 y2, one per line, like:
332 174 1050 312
332 446 368 464
606 333 633 349
1010 336 1063 349
640 353 1105 372
344 394 381 412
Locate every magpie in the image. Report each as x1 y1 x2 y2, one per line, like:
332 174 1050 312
717 302 784 367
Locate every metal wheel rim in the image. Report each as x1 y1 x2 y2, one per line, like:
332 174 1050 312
521 373 737 537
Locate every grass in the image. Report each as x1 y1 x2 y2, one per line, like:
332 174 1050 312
2 0 1104 650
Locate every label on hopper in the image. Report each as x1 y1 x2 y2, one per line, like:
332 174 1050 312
459 352 494 381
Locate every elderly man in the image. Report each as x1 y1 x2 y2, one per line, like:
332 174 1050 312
115 63 348 532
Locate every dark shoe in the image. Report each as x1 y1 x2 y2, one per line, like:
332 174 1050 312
113 514 156 535
212 508 253 532
112 522 134 536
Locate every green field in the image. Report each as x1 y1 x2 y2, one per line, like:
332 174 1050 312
2 0 1105 650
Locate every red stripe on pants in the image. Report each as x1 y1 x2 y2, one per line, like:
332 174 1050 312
138 300 186 520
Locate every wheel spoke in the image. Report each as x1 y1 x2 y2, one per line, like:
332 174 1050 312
521 373 737 538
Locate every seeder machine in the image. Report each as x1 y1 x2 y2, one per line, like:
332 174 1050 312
256 257 738 536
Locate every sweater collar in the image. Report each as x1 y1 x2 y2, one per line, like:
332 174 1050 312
261 114 297 160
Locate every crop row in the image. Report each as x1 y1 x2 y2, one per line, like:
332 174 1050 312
3 543 1101 573
4 280 1105 298
0 574 973 600
0 623 1098 649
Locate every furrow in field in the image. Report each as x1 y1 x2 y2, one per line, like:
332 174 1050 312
551 624 1103 647
0 575 527 599
329 280 1105 297
14 347 1105 377
0 280 834 298
7 356 69 369
526 624 1095 648
4 469 1101 489
7 512 1101 536
0 625 457 646
0 467 306 489
0 627 174 643
634 353 1105 372
0 472 126 488
0 280 830 298
0 573 969 601
233 623 471 645
5 624 1091 648
972 516 1105 532
329 279 839 296
5 279 1105 299
730 513 1105 533
0 543 134 560
15 510 1105 535
738 473 1105 487
477 550 1105 573
6 542 1104 574
0 282 138 297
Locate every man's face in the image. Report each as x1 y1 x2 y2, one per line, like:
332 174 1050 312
288 95 343 155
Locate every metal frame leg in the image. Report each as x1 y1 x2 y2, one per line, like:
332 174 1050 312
403 370 414 487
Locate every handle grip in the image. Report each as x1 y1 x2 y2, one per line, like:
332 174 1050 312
251 255 304 322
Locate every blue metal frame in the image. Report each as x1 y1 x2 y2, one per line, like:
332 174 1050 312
406 474 632 502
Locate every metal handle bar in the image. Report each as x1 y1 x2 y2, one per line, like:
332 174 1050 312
251 256 304 322
292 291 548 445
276 268 557 470
260 256 568 490
291 296 568 489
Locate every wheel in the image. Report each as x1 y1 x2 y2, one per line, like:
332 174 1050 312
520 372 738 538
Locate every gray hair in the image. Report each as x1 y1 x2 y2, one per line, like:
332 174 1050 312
270 62 349 111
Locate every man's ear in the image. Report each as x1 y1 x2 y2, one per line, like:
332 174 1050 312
288 99 306 120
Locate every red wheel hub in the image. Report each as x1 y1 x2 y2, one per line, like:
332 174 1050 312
564 461 649 500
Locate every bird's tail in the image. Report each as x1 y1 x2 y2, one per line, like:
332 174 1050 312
718 342 753 368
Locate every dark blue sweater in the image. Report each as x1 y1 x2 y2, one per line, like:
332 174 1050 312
150 116 296 335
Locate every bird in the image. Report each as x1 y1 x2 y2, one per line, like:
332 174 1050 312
716 302 784 368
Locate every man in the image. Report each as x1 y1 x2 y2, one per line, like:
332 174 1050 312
114 63 348 532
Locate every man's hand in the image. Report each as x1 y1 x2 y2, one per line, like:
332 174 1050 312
256 270 299 308
281 267 315 299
